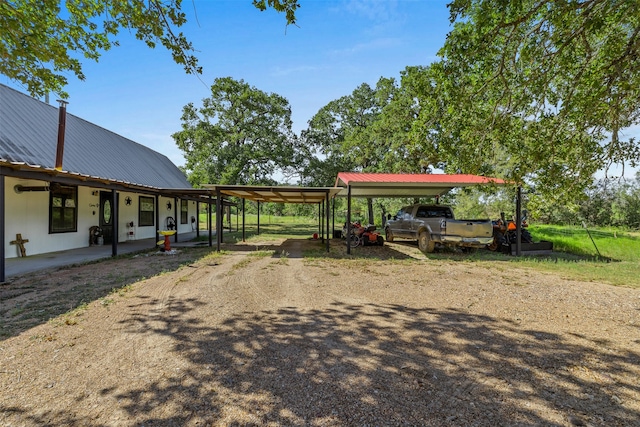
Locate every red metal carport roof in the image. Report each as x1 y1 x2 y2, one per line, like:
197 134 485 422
335 172 508 198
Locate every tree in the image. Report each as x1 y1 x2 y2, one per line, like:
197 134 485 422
0 0 299 98
372 65 449 174
437 0 640 196
303 82 388 223
172 77 301 186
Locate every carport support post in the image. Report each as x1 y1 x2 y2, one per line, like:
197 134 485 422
516 186 522 256
318 203 321 238
321 200 324 242
332 197 335 238
1 172 5 283
111 189 118 257
242 198 246 242
257 201 260 235
325 191 330 253
216 189 222 251
208 194 213 248
347 185 352 255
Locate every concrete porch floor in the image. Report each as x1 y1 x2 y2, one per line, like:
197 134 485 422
4 231 215 279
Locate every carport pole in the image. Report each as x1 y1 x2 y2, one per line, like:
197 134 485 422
516 186 522 256
318 203 321 238
216 189 222 251
347 185 352 255
208 193 213 248
326 191 330 253
257 201 260 235
242 198 246 242
320 200 324 242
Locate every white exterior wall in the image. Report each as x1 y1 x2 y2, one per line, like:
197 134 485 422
5 177 96 258
4 177 196 259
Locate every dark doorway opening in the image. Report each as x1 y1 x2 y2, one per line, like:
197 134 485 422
99 191 115 244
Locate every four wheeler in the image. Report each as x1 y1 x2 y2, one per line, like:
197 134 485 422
487 211 533 251
342 222 384 247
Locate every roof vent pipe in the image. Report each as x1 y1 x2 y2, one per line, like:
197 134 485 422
55 99 68 171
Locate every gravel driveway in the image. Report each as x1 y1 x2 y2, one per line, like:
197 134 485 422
1 238 639 426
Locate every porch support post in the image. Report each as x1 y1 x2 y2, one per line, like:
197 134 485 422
196 201 200 239
155 194 160 249
347 185 352 255
174 197 178 242
242 198 246 242
111 189 118 257
1 172 5 283
257 201 260 235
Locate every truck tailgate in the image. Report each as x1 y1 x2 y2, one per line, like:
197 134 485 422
442 220 492 238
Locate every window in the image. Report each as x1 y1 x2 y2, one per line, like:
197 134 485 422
50 185 77 233
180 199 188 224
139 196 155 226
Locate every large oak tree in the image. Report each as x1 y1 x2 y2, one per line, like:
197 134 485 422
438 0 640 197
173 77 301 186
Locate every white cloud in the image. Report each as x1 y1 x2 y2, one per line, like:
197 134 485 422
270 65 323 77
328 37 403 56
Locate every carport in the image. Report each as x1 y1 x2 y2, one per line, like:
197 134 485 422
202 184 343 253
333 172 521 254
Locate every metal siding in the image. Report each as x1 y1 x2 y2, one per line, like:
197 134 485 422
0 85 191 189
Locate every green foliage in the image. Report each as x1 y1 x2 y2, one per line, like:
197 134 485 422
1 1 298 98
173 77 305 186
437 0 640 198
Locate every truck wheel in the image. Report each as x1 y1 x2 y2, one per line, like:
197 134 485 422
418 231 435 253
385 228 394 242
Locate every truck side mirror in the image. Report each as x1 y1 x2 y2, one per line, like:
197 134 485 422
387 213 391 220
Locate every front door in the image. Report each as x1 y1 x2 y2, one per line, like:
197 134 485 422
100 191 114 244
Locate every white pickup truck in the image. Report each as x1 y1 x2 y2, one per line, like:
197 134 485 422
384 204 493 253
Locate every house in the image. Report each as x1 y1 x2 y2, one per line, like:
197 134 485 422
1 84 212 281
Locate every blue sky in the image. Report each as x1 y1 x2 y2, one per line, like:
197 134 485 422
2 0 452 168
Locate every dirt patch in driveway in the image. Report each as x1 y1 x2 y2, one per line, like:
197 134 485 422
1 239 639 426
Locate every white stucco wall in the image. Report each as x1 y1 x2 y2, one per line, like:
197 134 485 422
4 177 196 258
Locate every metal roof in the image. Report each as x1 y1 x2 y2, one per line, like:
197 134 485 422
0 84 191 189
203 184 342 204
335 172 508 197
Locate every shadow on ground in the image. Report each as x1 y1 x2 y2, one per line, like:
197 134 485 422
8 298 637 426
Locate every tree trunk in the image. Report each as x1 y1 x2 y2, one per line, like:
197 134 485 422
367 198 375 225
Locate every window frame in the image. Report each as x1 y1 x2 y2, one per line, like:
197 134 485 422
139 196 155 227
180 199 188 224
49 184 78 233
